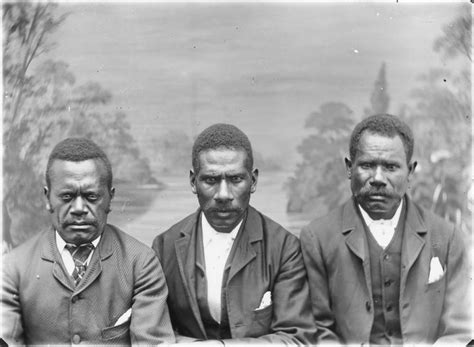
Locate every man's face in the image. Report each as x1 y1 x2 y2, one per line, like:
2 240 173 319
190 148 258 233
44 159 115 245
345 131 416 220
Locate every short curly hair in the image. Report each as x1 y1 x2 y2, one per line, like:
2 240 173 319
46 138 113 189
192 123 253 173
349 114 414 163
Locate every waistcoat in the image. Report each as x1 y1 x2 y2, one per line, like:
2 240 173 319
366 205 406 345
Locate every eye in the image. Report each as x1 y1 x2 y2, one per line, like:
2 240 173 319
360 163 372 169
61 193 73 202
230 176 243 183
204 177 217 184
386 164 397 171
86 193 99 202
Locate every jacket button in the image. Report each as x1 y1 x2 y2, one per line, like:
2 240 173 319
384 279 391 287
72 334 81 344
71 296 78 303
365 301 371 312
386 303 393 312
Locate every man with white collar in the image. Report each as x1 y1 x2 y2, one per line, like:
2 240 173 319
152 123 316 344
300 114 471 345
2 138 174 345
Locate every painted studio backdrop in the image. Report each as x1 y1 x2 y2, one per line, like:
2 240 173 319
3 2 471 250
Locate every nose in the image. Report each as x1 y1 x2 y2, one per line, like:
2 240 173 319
215 180 233 202
70 197 88 216
370 166 387 188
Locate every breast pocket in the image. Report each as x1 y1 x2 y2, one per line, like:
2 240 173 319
101 322 130 344
248 304 273 337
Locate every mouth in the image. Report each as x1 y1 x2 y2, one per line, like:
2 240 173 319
66 222 95 230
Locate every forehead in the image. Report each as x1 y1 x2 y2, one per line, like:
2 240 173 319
355 132 407 161
49 159 108 185
197 148 248 172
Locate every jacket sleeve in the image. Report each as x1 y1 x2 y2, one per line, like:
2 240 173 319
129 249 176 345
299 226 341 344
1 253 25 345
222 235 318 345
434 227 472 345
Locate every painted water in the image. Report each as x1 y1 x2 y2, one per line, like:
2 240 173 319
109 171 313 246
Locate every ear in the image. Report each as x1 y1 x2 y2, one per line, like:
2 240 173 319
110 187 115 200
43 186 53 212
407 161 418 181
250 168 259 194
190 169 197 194
344 158 352 179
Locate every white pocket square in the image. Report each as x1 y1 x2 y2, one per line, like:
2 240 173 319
428 257 445 284
256 291 272 310
114 308 131 326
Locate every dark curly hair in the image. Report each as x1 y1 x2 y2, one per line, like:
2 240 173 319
349 114 414 163
46 138 113 189
192 123 253 173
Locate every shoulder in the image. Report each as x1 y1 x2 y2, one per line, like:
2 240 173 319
4 230 49 261
248 206 300 249
301 201 347 240
406 199 457 243
105 224 155 257
153 211 199 244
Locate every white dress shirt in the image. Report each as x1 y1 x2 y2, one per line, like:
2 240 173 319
55 231 101 276
201 212 242 323
359 199 403 249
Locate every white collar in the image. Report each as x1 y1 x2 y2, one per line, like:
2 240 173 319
55 230 101 250
359 198 404 229
201 212 242 243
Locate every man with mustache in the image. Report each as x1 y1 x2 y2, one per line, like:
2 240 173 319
2 138 175 345
152 123 316 344
300 114 471 344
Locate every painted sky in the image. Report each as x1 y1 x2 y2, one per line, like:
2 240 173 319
42 2 466 168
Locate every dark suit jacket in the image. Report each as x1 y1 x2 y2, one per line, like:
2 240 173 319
152 206 317 345
2 224 175 345
300 197 471 344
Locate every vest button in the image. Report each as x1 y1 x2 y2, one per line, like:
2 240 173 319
386 303 393 311
383 254 390 261
384 279 392 287
72 334 81 344
365 301 371 312
71 296 78 303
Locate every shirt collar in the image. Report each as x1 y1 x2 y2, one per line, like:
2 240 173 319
358 198 404 229
201 212 242 245
55 230 101 251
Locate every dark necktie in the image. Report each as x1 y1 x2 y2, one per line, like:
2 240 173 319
65 243 94 286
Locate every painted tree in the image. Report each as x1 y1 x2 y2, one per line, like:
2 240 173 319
407 4 471 232
3 3 155 248
286 102 355 215
364 62 390 116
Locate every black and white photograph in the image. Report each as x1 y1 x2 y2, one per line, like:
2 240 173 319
2 0 472 345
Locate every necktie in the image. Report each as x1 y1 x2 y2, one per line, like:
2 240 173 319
65 243 94 286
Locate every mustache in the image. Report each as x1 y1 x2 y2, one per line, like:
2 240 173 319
358 188 394 198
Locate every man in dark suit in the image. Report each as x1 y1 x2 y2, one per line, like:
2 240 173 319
301 114 471 344
152 123 316 344
2 138 175 345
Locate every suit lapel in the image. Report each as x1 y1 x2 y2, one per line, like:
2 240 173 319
41 229 75 291
174 212 206 337
400 197 427 295
74 225 114 294
341 199 372 296
227 207 260 284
